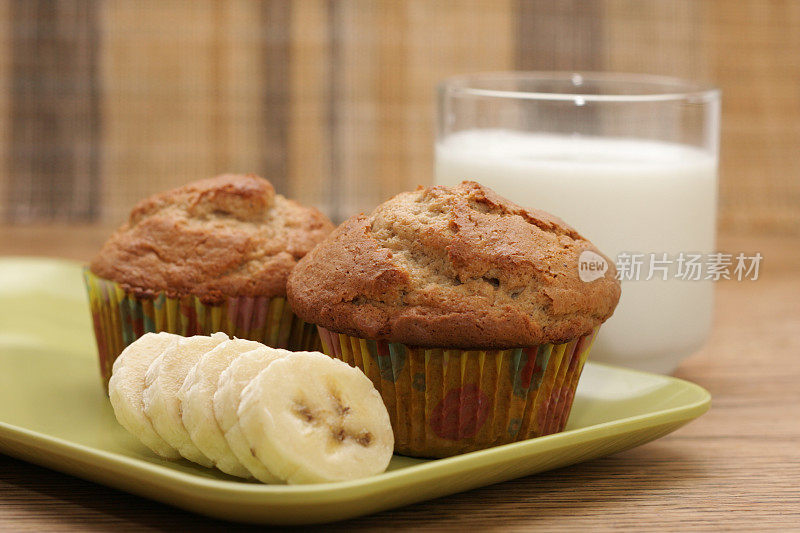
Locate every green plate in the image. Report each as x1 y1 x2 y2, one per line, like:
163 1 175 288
0 258 710 525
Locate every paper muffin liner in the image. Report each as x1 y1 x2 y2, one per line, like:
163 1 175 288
317 326 598 458
84 269 320 391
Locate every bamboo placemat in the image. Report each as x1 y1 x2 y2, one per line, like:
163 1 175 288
1 1 798 233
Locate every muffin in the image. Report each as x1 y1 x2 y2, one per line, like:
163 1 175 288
287 181 620 457
85 173 334 390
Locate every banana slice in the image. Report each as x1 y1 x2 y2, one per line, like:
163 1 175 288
108 332 181 459
214 346 290 483
237 351 394 484
143 332 228 467
179 338 262 477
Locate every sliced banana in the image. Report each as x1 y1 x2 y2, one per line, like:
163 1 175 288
214 346 291 483
237 352 394 484
108 332 182 459
143 332 228 467
179 338 262 477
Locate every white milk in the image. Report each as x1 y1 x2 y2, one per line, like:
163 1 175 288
435 130 717 373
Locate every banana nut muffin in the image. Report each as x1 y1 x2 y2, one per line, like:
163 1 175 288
90 173 334 303
87 173 334 390
287 181 620 348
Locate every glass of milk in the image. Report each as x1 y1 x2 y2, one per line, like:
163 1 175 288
435 72 720 374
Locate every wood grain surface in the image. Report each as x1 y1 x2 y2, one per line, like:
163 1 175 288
0 229 798 531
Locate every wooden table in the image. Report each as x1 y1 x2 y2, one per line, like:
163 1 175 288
1 227 798 531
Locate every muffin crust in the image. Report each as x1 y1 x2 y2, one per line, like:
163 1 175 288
287 181 620 348
91 174 334 302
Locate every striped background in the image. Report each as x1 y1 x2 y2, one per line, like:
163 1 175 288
1 0 798 232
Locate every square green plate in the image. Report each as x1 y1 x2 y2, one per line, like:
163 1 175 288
0 258 710 525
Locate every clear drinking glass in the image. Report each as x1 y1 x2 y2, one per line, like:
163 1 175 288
435 72 721 374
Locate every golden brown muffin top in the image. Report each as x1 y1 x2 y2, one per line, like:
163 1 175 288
287 181 620 348
90 174 334 302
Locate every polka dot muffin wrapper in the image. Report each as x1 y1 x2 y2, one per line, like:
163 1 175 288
317 326 599 458
84 269 320 392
